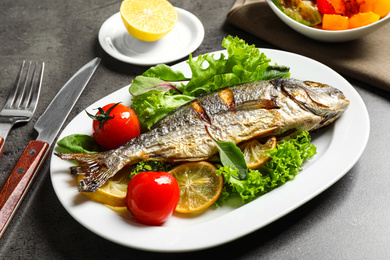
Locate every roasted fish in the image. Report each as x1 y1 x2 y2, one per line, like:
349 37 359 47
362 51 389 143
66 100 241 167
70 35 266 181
57 78 350 192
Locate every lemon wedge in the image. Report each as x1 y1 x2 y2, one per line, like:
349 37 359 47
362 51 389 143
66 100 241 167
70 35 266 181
169 161 224 213
238 137 277 169
120 0 178 42
77 167 131 207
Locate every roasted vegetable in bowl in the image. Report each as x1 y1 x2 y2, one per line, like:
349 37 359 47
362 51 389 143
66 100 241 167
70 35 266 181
273 0 322 26
273 0 390 30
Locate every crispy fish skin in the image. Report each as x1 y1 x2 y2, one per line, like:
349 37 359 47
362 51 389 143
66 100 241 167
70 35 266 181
57 78 350 192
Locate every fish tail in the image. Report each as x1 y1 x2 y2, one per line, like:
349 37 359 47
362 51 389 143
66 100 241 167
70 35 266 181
55 151 129 192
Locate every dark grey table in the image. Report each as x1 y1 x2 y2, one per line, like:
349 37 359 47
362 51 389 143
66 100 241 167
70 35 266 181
1 0 389 259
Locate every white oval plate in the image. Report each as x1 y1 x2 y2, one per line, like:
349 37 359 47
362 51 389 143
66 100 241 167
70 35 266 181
50 49 369 252
98 8 204 66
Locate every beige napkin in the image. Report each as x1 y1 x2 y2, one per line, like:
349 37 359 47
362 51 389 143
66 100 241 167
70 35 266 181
227 0 390 92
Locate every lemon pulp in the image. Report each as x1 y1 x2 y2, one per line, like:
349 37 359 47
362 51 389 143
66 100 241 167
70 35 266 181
169 161 224 213
77 166 131 207
238 137 277 169
120 0 178 42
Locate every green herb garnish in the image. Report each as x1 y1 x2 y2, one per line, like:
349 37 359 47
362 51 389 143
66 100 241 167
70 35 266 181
129 36 290 130
217 131 317 203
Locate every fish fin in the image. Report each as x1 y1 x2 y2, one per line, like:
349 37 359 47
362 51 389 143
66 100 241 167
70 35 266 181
55 152 125 192
77 163 117 192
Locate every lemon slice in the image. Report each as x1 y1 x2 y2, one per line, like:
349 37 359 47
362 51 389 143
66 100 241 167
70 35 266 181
169 161 224 213
238 137 277 169
120 0 178 42
77 167 131 207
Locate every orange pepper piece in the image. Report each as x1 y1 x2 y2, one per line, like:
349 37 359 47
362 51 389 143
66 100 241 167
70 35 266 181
349 12 380 29
322 14 349 30
371 0 390 18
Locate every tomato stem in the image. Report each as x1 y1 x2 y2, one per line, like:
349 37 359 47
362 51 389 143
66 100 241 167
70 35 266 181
86 102 121 134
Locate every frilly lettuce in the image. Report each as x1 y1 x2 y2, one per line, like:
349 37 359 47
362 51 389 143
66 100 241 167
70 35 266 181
216 131 317 204
130 36 290 130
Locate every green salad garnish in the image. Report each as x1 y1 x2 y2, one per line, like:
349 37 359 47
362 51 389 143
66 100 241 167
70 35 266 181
217 131 317 204
129 35 290 130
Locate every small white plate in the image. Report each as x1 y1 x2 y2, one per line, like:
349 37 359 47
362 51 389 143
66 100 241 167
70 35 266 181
51 49 369 252
98 8 204 65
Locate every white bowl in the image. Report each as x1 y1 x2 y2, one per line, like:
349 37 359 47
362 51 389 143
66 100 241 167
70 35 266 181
267 0 390 42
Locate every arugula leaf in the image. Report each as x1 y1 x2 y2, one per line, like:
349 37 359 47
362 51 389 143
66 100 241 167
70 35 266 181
260 65 291 80
57 134 103 153
130 76 182 96
205 126 248 180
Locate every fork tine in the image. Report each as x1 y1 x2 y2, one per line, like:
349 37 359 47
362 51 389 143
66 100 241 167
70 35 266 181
14 61 32 108
26 62 44 111
3 61 26 108
21 62 36 108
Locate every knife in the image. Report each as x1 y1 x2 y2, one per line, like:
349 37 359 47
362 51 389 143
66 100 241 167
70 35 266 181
0 57 100 239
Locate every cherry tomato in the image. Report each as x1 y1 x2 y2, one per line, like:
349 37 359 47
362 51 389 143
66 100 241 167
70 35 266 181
89 103 141 150
317 0 338 15
126 171 180 226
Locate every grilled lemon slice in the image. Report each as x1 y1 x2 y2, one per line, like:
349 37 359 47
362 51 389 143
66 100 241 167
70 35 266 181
77 167 131 207
169 161 223 213
238 137 277 169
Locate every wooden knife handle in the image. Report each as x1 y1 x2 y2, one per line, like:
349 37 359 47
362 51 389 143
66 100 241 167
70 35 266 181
0 137 4 158
0 140 50 239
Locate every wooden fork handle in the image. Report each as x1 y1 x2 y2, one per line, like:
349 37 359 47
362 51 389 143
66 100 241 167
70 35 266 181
0 140 50 239
0 137 4 158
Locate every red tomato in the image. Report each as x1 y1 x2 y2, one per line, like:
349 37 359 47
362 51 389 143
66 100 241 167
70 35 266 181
126 171 180 226
317 0 338 15
91 103 141 150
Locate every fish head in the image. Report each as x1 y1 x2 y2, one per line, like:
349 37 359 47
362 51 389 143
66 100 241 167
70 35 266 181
272 78 350 129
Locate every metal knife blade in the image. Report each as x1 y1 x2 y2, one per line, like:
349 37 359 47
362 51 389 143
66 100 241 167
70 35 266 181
0 57 100 239
35 57 100 145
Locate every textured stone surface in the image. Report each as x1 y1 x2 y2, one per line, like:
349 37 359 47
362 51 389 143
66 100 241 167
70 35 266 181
1 0 390 259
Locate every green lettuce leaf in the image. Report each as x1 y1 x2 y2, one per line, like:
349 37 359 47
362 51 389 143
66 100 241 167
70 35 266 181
142 64 189 81
129 36 290 130
57 134 103 153
130 90 194 130
216 131 317 203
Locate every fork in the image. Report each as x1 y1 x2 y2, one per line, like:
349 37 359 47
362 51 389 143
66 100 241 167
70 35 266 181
0 61 44 157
